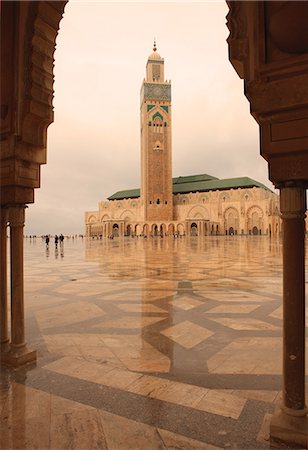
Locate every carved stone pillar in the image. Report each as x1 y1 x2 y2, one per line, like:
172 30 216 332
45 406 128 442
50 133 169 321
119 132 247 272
2 205 36 366
270 184 308 445
0 207 9 352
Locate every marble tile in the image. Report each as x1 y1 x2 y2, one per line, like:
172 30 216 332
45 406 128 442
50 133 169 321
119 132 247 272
14 237 303 448
161 320 213 349
0 415 51 450
150 380 208 408
127 374 171 396
51 394 96 416
207 338 282 375
231 389 278 403
195 389 246 419
98 316 165 329
205 304 260 314
99 410 165 450
170 295 204 310
89 367 142 389
36 301 105 329
44 356 121 384
117 303 166 313
50 409 108 450
209 317 279 331
158 428 223 449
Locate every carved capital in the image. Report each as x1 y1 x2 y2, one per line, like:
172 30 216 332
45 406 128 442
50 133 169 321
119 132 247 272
279 184 307 220
0 207 9 225
8 205 26 227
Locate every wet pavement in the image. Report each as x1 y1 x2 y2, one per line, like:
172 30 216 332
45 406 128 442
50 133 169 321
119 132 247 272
1 236 307 449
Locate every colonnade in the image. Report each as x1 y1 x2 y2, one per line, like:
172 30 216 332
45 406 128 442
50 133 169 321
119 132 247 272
0 205 36 366
270 184 308 443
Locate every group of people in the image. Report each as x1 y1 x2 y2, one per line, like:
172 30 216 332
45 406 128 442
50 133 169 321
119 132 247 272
45 234 64 248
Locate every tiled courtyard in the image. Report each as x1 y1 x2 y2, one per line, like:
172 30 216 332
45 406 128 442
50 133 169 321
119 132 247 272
1 236 307 449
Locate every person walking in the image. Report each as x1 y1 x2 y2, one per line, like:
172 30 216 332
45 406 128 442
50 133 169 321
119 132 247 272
54 235 59 248
45 235 50 248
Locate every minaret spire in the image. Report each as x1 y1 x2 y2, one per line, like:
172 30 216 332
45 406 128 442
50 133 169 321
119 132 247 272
153 38 157 52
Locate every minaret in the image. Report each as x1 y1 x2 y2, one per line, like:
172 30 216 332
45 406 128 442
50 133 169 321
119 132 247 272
140 41 173 222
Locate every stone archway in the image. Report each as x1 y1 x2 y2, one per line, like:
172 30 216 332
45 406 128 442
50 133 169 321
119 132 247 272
190 222 198 236
177 223 185 235
168 223 174 235
224 207 239 235
112 223 119 237
0 1 68 365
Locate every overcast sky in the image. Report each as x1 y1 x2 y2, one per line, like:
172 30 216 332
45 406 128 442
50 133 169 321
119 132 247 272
25 1 274 236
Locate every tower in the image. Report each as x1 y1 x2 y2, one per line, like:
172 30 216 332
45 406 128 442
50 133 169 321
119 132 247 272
140 41 173 222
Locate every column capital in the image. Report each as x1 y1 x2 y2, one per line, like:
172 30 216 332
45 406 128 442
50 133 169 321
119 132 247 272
0 206 9 225
279 185 307 220
8 205 27 227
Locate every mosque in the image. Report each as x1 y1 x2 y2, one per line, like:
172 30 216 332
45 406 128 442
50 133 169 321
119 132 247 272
85 44 280 238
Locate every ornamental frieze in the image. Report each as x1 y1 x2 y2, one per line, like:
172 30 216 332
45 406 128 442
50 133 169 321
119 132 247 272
143 83 171 101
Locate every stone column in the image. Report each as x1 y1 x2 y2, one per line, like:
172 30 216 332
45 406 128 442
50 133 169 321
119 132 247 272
3 205 36 366
0 207 9 352
271 183 308 445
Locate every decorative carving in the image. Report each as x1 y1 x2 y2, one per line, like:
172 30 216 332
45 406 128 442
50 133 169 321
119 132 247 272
226 1 248 79
143 83 171 101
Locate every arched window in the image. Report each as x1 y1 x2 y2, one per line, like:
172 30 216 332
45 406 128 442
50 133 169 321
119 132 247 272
156 198 160 204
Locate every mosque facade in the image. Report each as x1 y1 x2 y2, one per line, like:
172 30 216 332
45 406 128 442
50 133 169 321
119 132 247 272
85 45 280 238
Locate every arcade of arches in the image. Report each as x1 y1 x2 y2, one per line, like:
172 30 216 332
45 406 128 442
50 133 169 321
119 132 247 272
1 1 308 447
85 186 281 239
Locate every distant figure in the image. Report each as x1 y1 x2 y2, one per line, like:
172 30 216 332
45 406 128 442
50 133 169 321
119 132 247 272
59 234 64 244
45 235 50 248
54 235 59 248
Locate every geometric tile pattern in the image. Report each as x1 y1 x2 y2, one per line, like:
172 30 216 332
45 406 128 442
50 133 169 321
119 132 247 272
2 237 307 449
160 320 214 348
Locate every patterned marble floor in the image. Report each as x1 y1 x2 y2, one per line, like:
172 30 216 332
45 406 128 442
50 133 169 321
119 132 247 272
1 236 307 449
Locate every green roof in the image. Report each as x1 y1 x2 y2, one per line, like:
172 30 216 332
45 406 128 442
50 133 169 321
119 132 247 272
173 177 270 194
108 188 140 200
107 175 271 200
172 173 218 184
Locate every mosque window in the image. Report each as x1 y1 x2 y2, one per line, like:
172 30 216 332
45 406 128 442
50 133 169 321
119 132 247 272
156 198 160 204
152 64 160 81
164 122 167 127
165 201 168 205
148 121 152 126
150 201 152 204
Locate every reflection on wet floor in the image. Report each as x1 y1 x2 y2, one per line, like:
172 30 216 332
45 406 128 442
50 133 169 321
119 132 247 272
1 236 306 449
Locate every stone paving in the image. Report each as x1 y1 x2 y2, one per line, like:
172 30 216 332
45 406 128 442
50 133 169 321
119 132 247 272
1 236 307 449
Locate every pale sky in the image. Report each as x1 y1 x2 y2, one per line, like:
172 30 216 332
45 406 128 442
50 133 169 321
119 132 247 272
25 1 274 236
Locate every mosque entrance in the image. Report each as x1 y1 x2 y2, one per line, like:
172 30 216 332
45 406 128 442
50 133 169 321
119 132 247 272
252 226 259 235
190 223 198 236
112 223 119 237
126 224 131 236
228 227 234 235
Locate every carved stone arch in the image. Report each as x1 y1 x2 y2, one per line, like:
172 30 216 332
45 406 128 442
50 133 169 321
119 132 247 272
100 214 110 222
120 209 135 221
1 1 68 205
88 215 97 223
223 206 239 219
168 223 175 234
246 205 264 219
187 205 210 220
177 223 185 234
